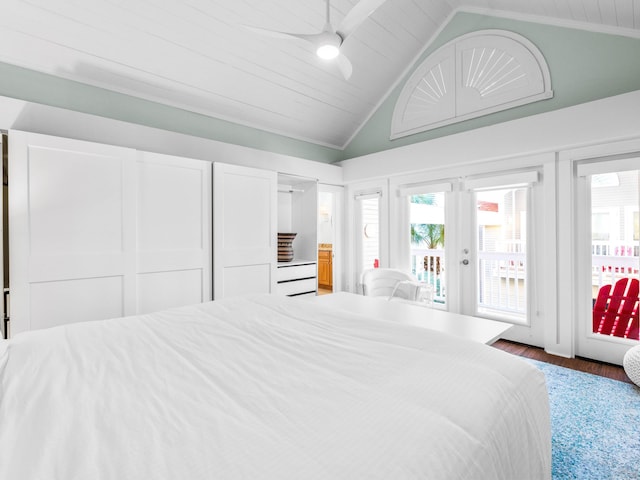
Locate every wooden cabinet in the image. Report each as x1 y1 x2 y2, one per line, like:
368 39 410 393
318 246 333 289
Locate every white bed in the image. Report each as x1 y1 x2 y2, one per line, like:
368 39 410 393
0 294 551 479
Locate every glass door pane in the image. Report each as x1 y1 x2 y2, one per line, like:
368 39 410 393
590 170 639 340
475 187 528 322
357 196 380 272
409 192 446 306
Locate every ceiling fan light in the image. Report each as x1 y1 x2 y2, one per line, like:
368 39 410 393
317 43 340 59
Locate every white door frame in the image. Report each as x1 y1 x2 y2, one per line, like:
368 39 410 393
558 138 640 364
573 153 640 364
460 171 544 347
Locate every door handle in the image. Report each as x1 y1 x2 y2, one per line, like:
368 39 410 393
461 259 469 265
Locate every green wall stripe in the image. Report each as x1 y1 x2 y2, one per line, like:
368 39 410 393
0 62 343 164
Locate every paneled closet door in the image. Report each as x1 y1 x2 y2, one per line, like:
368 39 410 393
213 163 277 298
9 130 137 335
136 152 211 313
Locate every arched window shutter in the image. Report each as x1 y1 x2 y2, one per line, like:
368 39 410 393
391 30 553 140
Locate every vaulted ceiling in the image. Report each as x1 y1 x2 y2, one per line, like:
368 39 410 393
0 0 639 150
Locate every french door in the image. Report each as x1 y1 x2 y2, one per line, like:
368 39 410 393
402 170 544 346
576 158 639 364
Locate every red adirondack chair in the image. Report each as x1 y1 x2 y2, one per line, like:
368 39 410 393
592 278 639 340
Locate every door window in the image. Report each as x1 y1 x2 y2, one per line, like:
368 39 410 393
409 192 446 306
464 170 538 324
589 170 639 340
475 187 528 322
576 157 639 364
355 193 381 275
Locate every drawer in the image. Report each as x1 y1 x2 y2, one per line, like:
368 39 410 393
276 263 317 282
291 291 318 299
276 278 317 296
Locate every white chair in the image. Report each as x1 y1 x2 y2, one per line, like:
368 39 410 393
360 268 422 301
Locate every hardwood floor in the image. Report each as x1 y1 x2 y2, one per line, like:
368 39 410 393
493 339 634 384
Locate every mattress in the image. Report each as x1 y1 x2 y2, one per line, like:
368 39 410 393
0 294 551 479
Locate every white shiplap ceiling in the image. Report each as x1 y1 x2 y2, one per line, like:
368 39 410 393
0 0 639 149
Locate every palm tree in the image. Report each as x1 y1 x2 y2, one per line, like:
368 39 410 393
423 223 445 249
410 194 445 276
410 193 444 247
411 224 427 245
412 223 444 274
411 223 445 248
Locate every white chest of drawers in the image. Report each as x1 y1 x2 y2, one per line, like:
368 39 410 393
276 260 317 297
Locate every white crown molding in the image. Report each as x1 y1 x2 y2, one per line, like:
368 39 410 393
461 6 640 41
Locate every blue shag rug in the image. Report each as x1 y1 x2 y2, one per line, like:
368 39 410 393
528 359 640 479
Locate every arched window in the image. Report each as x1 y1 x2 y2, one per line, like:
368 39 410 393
391 30 553 139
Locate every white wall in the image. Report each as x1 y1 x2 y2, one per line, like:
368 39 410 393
317 192 334 244
340 90 640 360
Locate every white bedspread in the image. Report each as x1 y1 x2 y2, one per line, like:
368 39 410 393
0 294 550 479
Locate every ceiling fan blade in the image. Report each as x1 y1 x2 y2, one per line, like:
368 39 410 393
243 25 321 44
336 0 388 40
336 54 353 80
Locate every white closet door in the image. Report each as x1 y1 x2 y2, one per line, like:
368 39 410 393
9 130 137 335
213 163 276 298
136 152 211 313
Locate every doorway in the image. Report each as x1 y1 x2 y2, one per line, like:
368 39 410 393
576 158 639 364
400 170 544 346
318 185 343 294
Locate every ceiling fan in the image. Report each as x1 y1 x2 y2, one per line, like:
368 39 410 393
245 0 388 80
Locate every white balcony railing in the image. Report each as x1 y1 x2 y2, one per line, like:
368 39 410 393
591 255 639 295
477 251 526 319
410 248 527 316
410 247 639 318
411 248 446 305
